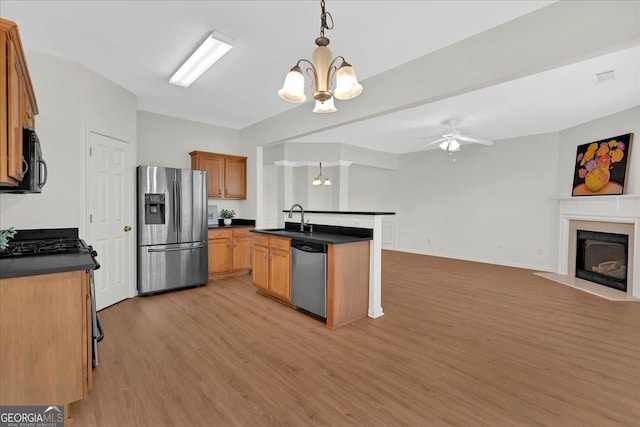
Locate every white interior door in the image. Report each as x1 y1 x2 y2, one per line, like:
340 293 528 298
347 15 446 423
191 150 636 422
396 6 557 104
87 131 134 310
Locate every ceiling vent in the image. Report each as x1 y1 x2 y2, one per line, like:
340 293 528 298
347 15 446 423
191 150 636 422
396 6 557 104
592 70 616 84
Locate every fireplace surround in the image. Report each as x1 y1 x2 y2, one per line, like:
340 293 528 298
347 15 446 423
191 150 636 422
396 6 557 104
537 195 640 300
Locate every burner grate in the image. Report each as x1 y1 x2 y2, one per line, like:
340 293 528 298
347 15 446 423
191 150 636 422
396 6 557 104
0 238 83 257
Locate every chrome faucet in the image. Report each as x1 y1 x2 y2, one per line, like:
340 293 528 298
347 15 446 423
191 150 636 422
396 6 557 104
288 203 305 232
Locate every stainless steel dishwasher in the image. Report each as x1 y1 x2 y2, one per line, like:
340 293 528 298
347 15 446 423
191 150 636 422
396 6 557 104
291 239 328 319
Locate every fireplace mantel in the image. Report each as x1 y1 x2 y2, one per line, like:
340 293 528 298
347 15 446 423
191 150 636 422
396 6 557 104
554 194 640 298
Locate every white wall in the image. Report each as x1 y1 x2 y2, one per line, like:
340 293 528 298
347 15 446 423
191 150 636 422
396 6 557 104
348 165 399 212
0 50 136 235
395 133 560 270
136 110 246 217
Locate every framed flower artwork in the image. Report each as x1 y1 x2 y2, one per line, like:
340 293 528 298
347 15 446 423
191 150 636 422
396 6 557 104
572 133 633 196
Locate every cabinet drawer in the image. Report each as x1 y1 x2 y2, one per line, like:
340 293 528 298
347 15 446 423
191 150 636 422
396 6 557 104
253 234 269 247
208 229 232 239
232 227 253 237
269 237 291 252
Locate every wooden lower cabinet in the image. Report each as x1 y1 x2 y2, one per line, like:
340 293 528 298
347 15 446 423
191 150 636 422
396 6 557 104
252 235 291 301
252 243 269 290
208 227 253 280
251 233 370 328
0 270 92 409
326 241 370 329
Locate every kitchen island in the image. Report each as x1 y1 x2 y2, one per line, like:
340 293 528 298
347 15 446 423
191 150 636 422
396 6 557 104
279 210 395 319
252 221 374 328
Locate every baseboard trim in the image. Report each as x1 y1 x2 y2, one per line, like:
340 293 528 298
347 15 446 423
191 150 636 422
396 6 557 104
386 247 553 272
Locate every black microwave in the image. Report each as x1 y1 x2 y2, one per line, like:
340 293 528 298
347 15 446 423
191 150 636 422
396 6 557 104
1 128 47 193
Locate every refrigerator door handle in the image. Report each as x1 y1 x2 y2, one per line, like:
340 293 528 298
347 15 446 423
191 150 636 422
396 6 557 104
172 181 176 230
148 244 204 253
177 179 182 232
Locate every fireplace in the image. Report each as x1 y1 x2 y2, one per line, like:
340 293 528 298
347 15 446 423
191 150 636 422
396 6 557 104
576 230 628 292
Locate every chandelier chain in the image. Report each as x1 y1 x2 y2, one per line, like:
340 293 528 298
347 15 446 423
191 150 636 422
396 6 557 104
319 0 334 38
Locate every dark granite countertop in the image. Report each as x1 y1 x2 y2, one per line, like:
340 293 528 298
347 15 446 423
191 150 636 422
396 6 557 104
251 222 373 245
0 252 97 279
281 210 395 216
208 218 255 229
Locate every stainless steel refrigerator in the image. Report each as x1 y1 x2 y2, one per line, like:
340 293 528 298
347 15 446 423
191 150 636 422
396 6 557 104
137 166 208 294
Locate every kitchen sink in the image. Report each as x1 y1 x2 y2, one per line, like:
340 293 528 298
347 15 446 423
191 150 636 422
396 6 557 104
256 228 313 238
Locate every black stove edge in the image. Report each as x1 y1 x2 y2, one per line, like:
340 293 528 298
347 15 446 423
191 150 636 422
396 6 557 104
10 227 79 241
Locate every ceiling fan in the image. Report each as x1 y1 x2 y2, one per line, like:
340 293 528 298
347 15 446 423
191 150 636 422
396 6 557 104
421 120 494 152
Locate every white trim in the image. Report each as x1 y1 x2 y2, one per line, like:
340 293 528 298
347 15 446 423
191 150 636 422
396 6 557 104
388 247 553 272
556 193 640 298
273 160 352 168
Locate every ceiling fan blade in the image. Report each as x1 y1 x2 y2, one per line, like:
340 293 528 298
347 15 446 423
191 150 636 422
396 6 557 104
420 137 447 148
457 135 494 145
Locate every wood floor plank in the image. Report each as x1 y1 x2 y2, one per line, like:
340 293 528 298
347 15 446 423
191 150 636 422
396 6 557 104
70 251 640 426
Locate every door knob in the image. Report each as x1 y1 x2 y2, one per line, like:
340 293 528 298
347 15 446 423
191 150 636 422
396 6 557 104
124 225 132 232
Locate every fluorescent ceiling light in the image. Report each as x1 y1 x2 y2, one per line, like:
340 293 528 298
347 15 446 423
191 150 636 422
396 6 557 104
170 31 232 88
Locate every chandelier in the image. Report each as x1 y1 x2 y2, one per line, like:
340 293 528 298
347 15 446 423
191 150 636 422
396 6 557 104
312 163 331 186
278 0 363 113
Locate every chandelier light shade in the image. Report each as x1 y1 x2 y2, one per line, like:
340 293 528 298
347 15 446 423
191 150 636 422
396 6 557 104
312 162 331 186
278 0 363 113
170 31 233 87
313 97 337 113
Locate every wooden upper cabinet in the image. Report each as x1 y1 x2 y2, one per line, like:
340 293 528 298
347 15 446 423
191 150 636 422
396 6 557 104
0 19 38 187
224 157 246 199
201 156 224 197
190 151 247 199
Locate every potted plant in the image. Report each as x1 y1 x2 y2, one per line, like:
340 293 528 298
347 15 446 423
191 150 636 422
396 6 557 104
220 209 235 226
0 227 17 251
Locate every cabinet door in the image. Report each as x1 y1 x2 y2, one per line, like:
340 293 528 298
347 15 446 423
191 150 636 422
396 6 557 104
224 157 246 199
232 236 252 270
201 156 224 198
0 31 9 186
208 238 231 274
269 248 291 301
252 244 269 290
1 34 23 186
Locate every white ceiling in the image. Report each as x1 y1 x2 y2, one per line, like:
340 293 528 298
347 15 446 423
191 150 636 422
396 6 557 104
2 1 638 154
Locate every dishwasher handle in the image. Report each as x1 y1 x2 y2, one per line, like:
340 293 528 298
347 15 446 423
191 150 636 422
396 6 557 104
291 240 327 253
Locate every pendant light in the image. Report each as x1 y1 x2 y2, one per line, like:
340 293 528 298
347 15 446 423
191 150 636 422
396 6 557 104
312 163 331 186
278 0 363 113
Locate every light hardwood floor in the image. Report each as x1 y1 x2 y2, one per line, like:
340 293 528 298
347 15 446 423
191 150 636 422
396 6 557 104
71 251 640 426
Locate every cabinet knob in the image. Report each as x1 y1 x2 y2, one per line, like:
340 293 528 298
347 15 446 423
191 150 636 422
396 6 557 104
233 239 237 248
218 189 222 195
226 241 230 248
124 225 132 232
225 188 229 194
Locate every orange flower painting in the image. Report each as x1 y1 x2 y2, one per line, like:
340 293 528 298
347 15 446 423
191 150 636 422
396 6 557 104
572 133 633 196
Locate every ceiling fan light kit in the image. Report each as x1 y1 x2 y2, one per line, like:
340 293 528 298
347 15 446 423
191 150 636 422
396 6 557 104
439 138 460 152
422 120 494 152
278 0 363 113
